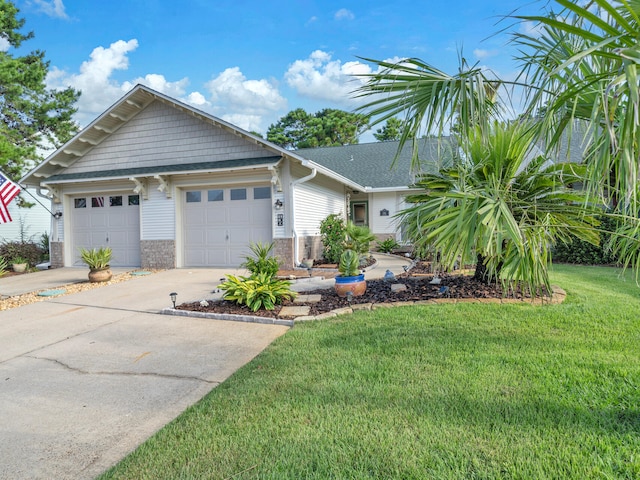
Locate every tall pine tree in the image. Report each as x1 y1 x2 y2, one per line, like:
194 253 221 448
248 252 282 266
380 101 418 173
0 0 79 180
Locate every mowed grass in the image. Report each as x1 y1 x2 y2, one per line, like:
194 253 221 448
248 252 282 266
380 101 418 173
100 265 639 479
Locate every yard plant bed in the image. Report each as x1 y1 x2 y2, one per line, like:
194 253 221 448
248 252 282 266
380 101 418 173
176 271 548 319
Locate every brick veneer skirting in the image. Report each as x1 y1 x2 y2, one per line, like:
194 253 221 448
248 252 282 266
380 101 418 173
50 241 64 268
141 240 176 269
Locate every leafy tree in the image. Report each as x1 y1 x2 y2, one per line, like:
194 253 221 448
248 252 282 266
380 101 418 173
0 0 80 180
373 117 405 142
401 121 600 294
267 108 369 149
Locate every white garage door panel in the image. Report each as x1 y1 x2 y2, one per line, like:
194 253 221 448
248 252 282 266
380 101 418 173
71 193 141 267
183 185 272 267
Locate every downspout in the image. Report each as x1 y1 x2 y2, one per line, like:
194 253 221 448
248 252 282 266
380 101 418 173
291 167 317 266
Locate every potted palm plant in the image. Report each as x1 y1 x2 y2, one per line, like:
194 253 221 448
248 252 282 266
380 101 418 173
334 248 366 297
79 247 113 282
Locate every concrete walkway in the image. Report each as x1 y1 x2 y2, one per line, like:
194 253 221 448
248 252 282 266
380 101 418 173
0 254 411 479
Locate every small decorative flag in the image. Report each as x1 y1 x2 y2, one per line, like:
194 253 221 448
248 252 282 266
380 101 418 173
0 171 21 224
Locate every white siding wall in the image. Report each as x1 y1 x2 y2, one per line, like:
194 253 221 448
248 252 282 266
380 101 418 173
0 189 51 242
64 101 274 175
293 168 345 236
370 192 402 236
141 180 175 240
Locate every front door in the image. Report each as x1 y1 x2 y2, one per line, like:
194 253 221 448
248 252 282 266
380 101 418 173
350 201 368 227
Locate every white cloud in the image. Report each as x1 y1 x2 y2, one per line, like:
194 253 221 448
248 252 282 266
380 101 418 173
520 20 543 37
335 8 355 21
30 0 68 19
284 50 374 104
204 67 287 132
46 39 139 125
474 49 499 60
0 36 9 52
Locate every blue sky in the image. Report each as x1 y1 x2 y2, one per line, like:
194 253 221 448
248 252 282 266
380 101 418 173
11 0 548 140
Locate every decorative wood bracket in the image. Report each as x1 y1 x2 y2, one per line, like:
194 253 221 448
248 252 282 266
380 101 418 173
268 166 282 192
129 177 148 200
44 186 61 204
154 175 172 198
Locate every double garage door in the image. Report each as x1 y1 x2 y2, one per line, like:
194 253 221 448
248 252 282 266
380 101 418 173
70 193 141 267
70 185 272 268
183 185 272 267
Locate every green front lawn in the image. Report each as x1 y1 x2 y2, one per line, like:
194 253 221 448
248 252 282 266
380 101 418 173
100 264 639 479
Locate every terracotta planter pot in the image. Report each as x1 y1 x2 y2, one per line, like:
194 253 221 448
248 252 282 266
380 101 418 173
334 273 366 297
88 268 112 283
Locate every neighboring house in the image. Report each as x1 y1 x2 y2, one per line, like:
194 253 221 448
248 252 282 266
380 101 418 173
20 85 448 269
0 189 51 244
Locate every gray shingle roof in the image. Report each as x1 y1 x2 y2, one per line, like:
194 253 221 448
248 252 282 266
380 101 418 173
296 138 455 189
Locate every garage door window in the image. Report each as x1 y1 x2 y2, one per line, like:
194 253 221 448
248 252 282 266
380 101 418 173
208 189 224 202
128 195 140 206
186 191 201 203
74 198 86 208
230 188 246 201
254 186 271 199
110 196 123 207
92 196 104 208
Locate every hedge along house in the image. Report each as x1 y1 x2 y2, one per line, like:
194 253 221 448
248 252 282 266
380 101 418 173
19 84 380 269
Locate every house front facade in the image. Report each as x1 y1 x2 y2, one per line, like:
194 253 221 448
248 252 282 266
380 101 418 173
21 85 440 270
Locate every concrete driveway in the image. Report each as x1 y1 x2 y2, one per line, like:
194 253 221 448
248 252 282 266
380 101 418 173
0 268 290 480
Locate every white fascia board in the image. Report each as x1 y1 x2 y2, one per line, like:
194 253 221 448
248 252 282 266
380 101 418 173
41 162 281 186
283 152 365 191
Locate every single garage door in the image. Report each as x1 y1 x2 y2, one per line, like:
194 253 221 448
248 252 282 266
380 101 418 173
183 185 272 267
70 193 141 267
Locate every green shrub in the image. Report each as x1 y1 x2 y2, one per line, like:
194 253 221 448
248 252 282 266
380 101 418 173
319 214 346 263
0 256 8 277
219 273 296 311
376 237 400 253
552 215 618 265
0 240 44 266
241 242 280 279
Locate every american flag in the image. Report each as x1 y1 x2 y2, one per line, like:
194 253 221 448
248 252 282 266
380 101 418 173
0 172 21 224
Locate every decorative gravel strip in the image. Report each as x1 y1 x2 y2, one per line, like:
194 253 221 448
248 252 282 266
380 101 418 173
0 270 163 311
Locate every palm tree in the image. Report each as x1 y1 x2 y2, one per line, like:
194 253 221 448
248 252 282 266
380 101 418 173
354 0 640 286
512 0 640 211
401 121 599 294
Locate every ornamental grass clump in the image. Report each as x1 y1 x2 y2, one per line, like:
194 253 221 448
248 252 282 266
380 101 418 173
219 241 296 311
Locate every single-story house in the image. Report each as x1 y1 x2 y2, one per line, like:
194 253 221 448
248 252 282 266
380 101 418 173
20 84 448 269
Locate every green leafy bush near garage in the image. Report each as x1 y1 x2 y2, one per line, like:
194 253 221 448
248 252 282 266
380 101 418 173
552 215 619 265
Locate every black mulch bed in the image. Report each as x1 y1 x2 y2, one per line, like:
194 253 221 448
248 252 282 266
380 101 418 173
175 263 539 320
